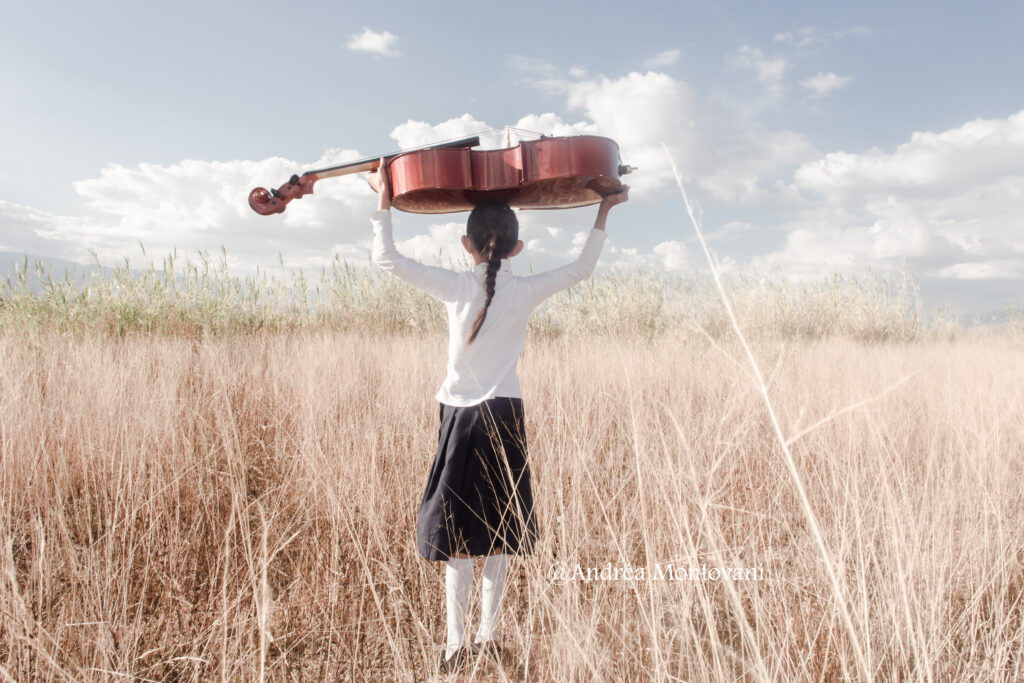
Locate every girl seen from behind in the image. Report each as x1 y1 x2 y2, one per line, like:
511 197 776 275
368 159 628 674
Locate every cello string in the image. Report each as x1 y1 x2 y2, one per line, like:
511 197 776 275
366 126 558 165
392 126 550 152
413 126 549 148
409 127 516 150
393 129 495 150
504 126 545 140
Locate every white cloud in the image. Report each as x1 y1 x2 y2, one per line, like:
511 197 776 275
394 69 815 206
774 26 873 48
0 200 98 258
800 72 853 98
578 238 691 272
645 49 680 68
728 45 788 96
751 224 874 279
937 260 1024 279
652 240 688 270
794 111 1024 197
697 128 816 202
601 243 658 269
392 220 471 268
562 71 706 194
389 114 493 149
4 149 379 270
756 110 1024 281
346 28 400 57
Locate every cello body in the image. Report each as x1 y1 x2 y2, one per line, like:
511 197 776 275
388 135 627 213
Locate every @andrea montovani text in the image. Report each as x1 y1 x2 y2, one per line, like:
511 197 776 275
548 562 768 585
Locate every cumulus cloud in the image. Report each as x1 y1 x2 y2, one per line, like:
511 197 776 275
391 69 815 207
755 110 1024 283
560 70 815 202
389 114 494 149
697 129 816 202
800 71 853 98
794 111 1024 196
652 240 688 270
751 226 861 277
346 28 400 57
2 150 380 270
390 220 472 268
0 200 98 258
562 71 706 194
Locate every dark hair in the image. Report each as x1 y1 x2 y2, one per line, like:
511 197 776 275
465 202 519 345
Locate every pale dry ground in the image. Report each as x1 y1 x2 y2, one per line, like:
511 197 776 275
1 329 1023 681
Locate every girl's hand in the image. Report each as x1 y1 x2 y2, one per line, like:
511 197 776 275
592 185 628 231
600 185 629 209
368 157 392 211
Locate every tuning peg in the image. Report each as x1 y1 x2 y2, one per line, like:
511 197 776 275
618 164 637 176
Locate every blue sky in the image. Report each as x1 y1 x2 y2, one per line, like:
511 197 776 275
2 0 1022 314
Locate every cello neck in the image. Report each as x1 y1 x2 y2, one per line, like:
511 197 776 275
249 135 482 216
309 135 481 180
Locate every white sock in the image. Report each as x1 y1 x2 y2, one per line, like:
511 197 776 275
445 557 474 659
474 553 508 644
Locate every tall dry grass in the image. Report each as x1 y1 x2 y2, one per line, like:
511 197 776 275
1 244 1022 679
1 247 965 342
1 322 1022 680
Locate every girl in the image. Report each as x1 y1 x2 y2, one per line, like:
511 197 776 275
368 159 627 673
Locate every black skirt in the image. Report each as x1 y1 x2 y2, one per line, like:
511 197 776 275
417 396 538 561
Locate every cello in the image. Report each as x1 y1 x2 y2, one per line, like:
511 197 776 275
248 132 633 215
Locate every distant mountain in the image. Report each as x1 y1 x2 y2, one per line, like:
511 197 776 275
2 252 93 294
959 307 1020 327
0 251 161 294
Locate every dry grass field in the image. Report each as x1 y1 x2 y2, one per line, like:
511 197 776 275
1 255 1022 681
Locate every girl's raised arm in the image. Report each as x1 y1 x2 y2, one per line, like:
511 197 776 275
369 161 462 302
521 188 628 306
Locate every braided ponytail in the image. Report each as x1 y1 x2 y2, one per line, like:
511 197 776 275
465 203 518 345
467 234 504 344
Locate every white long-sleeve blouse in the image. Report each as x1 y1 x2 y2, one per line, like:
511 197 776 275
371 209 607 407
